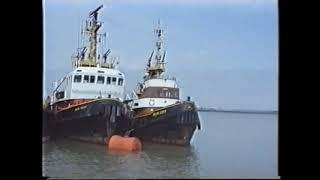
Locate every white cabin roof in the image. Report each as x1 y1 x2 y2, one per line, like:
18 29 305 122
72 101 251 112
70 67 125 77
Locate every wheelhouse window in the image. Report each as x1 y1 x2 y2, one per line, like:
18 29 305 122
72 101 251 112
90 75 95 83
73 75 82 83
118 78 124 86
97 76 105 84
84 75 89 83
112 77 117 85
106 77 111 84
165 91 170 97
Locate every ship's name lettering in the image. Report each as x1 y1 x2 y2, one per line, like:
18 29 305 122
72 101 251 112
74 105 87 112
152 109 167 117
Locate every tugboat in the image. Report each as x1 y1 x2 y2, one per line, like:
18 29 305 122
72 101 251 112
126 21 201 146
45 5 129 143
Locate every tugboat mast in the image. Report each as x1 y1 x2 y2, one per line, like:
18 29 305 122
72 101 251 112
72 5 105 68
87 5 103 64
146 19 166 80
155 19 165 68
71 5 117 69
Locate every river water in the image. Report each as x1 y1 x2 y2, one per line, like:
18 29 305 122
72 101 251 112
42 111 278 179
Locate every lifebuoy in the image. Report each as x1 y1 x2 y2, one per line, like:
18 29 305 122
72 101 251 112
149 99 155 106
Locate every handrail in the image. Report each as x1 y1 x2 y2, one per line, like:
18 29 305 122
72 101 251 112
52 76 67 93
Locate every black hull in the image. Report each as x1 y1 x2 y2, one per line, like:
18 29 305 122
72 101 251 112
43 109 54 139
50 99 130 143
129 101 201 146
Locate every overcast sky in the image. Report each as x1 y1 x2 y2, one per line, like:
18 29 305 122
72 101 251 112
43 0 278 110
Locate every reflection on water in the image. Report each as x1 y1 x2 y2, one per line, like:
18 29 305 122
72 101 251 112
43 112 277 178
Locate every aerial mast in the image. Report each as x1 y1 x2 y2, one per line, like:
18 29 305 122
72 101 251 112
155 19 164 67
145 19 166 79
87 5 103 65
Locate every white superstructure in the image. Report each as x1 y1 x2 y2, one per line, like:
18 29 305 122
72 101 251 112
50 5 126 104
52 66 125 103
129 20 181 110
143 78 178 88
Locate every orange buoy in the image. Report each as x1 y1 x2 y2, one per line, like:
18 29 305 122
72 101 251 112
108 135 142 152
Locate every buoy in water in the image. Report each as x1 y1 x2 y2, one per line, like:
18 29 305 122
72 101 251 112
108 135 142 152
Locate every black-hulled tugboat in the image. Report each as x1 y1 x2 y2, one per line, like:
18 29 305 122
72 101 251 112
126 21 201 146
45 5 129 144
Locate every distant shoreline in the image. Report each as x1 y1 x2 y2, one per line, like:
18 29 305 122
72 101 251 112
198 109 278 114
